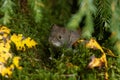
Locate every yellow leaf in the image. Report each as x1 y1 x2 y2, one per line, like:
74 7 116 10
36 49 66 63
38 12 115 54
103 47 117 57
72 39 87 47
75 38 109 79
88 55 103 68
105 72 109 80
88 53 107 69
86 38 104 53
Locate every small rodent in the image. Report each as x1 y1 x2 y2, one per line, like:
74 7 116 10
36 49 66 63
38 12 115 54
49 24 81 47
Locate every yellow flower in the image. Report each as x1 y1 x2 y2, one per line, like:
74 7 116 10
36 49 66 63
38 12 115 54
0 26 24 78
4 41 11 50
9 64 15 70
0 63 13 77
0 40 12 64
23 37 37 48
3 33 8 38
11 34 25 50
11 34 23 42
0 35 3 39
13 56 22 70
0 43 9 52
0 52 12 64
2 52 12 61
0 26 10 34
0 63 6 74
0 57 6 63
1 67 12 77
11 34 37 51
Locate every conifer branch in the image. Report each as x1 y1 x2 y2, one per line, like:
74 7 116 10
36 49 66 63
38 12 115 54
67 0 96 38
28 0 44 23
0 0 15 25
94 0 111 40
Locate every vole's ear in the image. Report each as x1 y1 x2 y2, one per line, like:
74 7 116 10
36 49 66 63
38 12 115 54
51 24 59 29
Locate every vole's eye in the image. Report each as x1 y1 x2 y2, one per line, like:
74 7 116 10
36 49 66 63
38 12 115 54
58 35 62 40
